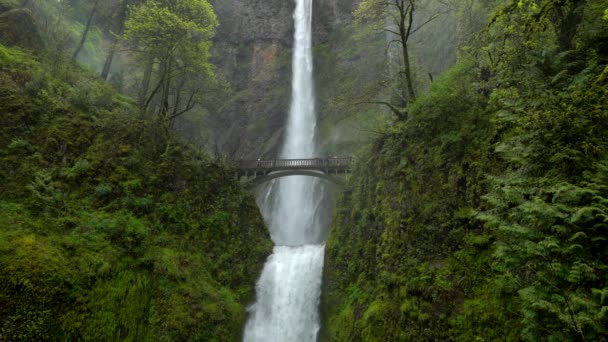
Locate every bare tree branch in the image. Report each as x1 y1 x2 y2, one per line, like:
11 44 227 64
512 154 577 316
356 101 407 119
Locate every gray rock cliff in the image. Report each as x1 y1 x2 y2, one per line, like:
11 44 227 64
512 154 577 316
207 0 358 158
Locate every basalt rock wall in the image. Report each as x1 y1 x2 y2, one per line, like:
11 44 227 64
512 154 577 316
208 0 358 158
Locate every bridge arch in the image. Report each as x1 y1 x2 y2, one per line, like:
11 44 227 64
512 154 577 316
235 157 352 189
245 170 347 188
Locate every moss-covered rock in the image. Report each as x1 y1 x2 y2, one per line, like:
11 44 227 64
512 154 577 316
322 1 608 340
0 9 43 50
0 44 272 341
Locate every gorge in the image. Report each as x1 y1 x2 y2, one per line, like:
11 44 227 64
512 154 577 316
0 0 607 341
244 0 326 340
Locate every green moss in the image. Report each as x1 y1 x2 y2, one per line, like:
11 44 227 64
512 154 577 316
323 1 608 340
327 304 356 341
0 44 272 340
0 0 18 10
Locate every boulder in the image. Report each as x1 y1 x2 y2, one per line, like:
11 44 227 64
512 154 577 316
0 8 43 50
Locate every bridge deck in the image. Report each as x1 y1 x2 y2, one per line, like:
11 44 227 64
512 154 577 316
237 157 352 175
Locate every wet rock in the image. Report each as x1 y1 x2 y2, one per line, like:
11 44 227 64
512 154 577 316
207 0 358 158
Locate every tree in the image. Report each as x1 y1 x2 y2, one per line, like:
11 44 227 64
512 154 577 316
488 0 588 51
122 0 219 126
355 0 450 119
100 0 130 81
71 0 100 63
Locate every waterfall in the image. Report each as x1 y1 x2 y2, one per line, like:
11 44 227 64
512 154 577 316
243 0 325 340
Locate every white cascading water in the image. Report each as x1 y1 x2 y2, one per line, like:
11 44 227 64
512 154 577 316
243 0 325 341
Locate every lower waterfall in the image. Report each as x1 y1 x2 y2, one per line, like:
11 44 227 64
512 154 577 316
243 245 324 341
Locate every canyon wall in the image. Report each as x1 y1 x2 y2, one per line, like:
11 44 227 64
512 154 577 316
207 0 359 158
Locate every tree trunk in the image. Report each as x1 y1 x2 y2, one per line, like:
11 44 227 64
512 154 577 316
101 38 117 81
556 1 585 51
401 38 416 102
160 58 173 119
72 0 100 64
101 0 128 81
153 58 172 120
139 58 154 109
399 0 416 104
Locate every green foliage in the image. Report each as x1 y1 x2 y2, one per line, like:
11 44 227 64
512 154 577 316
323 0 608 340
124 0 217 55
0 44 272 340
0 0 18 11
323 57 498 341
122 0 222 122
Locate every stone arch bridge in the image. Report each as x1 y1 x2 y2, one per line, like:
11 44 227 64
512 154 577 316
236 157 352 188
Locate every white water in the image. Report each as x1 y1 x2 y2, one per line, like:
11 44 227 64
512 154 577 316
243 245 324 341
243 0 325 341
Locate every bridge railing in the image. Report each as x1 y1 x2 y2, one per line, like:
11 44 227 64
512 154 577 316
237 157 352 171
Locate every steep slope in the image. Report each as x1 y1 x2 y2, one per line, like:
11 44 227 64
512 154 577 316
323 1 608 340
0 44 272 341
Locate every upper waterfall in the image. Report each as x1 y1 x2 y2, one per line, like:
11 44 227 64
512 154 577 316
268 0 321 246
243 0 325 341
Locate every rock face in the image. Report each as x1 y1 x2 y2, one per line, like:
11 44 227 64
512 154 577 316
207 0 358 158
313 0 358 39
0 8 43 50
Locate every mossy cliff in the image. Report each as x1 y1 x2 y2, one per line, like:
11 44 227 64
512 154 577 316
322 0 608 340
0 44 272 341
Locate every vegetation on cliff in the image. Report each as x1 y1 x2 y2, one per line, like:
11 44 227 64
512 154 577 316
0 1 271 339
2 0 607 340
323 0 608 340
